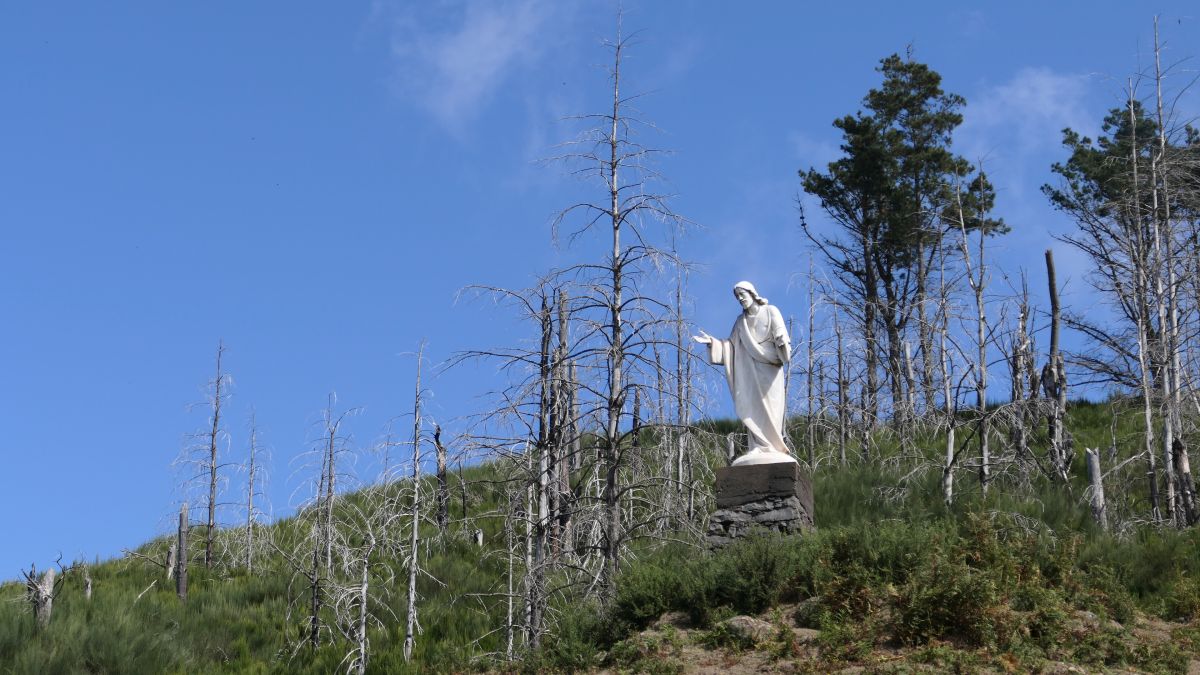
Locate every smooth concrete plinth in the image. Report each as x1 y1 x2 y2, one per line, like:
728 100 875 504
707 461 814 547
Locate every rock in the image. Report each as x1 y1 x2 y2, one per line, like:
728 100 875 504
652 611 691 630
720 615 775 645
792 627 821 643
793 596 823 629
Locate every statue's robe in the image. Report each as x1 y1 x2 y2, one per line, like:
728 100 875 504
706 304 790 455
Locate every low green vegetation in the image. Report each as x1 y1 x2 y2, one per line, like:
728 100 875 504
2 401 1198 673
556 517 1200 672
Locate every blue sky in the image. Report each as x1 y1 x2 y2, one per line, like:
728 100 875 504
2 2 1197 577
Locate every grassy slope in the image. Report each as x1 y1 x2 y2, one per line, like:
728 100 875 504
1 400 1198 673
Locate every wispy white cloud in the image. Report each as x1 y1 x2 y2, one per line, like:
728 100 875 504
956 68 1095 254
959 67 1093 159
384 0 565 133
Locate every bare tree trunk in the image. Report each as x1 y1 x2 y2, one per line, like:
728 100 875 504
1125 88 1162 519
957 182 990 494
1085 447 1108 531
206 341 225 569
434 425 449 533
902 339 917 455
353 544 371 675
863 239 881 430
1174 439 1198 525
309 547 321 649
245 411 259 574
674 270 689 514
504 511 515 661
835 313 847 465
555 288 574 548
806 262 817 465
403 343 424 662
917 248 937 413
1153 19 1186 526
176 502 189 601
25 567 55 629
975 231 989 493
599 35 626 601
941 287 956 506
528 297 552 647
1010 286 1032 462
1045 250 1071 486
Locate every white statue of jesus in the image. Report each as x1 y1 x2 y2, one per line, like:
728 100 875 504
694 281 796 466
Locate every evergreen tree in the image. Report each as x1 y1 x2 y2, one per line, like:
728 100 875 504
802 53 1003 427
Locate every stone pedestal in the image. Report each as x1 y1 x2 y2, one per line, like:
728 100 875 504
707 461 814 547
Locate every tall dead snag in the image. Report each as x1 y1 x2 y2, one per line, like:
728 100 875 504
528 298 553 647
243 410 269 574
954 173 1000 494
1149 18 1197 527
434 425 449 533
834 311 849 465
805 258 818 466
176 501 189 601
549 20 687 601
204 342 228 568
552 288 575 548
403 342 425 663
1043 250 1071 486
316 397 358 579
1009 278 1034 464
938 250 959 505
174 341 233 571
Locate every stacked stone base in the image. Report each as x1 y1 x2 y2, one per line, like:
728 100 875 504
707 461 814 547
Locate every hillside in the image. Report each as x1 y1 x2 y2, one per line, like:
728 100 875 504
2 401 1200 674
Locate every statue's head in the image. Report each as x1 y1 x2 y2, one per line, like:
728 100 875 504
733 281 767 310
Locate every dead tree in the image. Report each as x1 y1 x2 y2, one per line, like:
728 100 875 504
176 501 189 601
330 499 402 675
174 341 233 571
1043 250 1072 486
1085 447 1109 531
315 397 359 579
242 410 270 574
1008 277 1035 463
434 425 449 533
22 562 62 629
403 341 425 663
956 178 992 493
201 342 230 568
549 19 688 600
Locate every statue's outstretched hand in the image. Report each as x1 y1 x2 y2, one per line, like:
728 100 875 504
692 330 714 345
